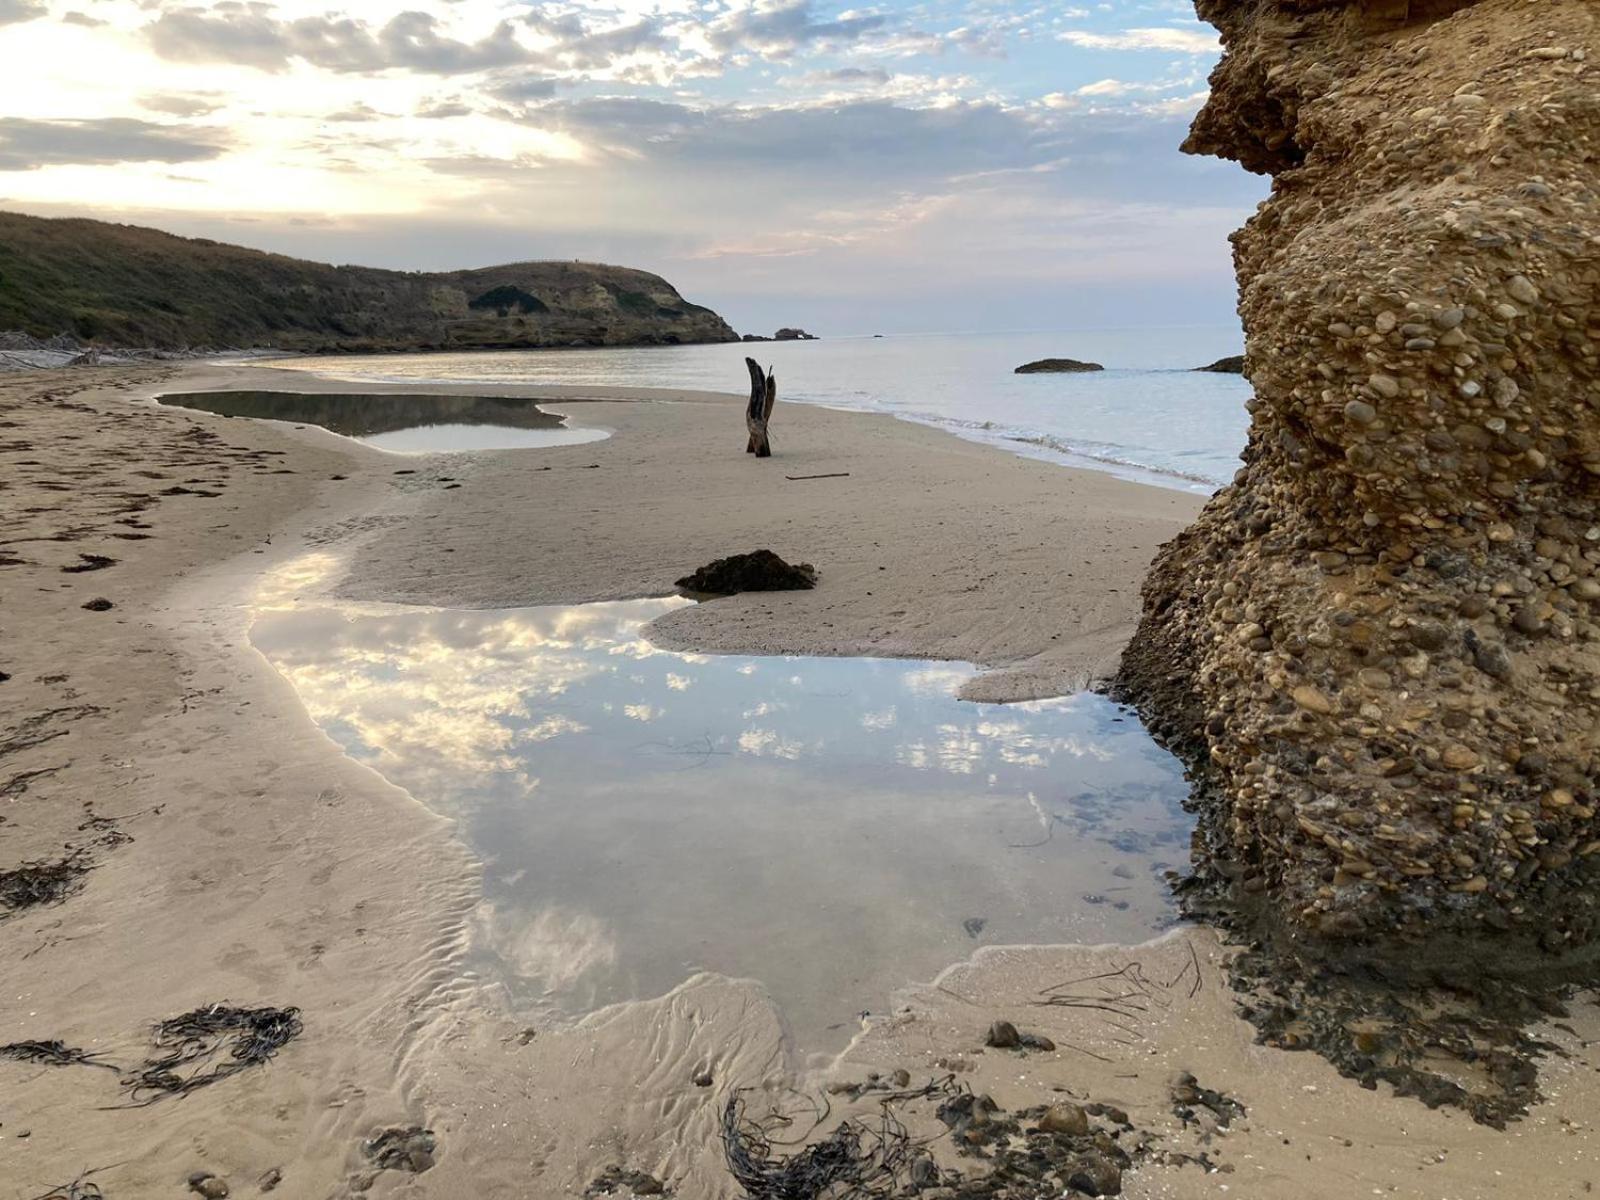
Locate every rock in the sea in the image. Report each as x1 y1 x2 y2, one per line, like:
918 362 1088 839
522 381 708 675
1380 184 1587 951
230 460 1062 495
1014 358 1104 374
774 327 818 341
1193 355 1245 374
1116 0 1600 969
675 550 817 595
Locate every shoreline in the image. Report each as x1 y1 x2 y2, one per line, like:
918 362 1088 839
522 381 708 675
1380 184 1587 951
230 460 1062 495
1 362 1596 1197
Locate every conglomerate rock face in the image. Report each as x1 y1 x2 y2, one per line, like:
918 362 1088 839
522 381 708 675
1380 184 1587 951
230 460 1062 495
1118 0 1600 968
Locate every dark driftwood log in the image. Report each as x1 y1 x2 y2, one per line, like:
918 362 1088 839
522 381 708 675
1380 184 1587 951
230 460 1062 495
745 357 776 457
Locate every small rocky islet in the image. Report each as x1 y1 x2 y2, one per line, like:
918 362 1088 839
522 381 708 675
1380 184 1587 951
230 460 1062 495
1014 358 1104 374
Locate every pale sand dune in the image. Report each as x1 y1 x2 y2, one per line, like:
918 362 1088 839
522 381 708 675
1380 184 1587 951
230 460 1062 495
0 362 1594 1198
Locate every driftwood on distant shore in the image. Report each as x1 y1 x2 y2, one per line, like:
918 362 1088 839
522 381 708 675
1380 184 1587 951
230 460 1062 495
745 357 776 457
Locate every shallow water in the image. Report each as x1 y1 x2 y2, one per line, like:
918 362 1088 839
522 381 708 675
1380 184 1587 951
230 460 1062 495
252 591 1194 1049
158 389 609 453
263 328 1249 491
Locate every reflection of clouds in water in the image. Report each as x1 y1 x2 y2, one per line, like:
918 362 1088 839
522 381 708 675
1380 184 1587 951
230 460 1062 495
252 595 693 793
861 707 897 731
473 902 618 994
742 700 784 719
739 728 805 760
624 704 663 722
900 664 976 698
665 673 693 692
1008 696 1086 716
888 715 1120 777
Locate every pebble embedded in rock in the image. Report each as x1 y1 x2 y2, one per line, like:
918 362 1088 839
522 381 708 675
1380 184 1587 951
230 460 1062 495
187 1174 229 1199
1292 685 1335 715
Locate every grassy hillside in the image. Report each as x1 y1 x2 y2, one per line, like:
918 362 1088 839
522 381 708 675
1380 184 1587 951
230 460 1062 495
0 211 738 351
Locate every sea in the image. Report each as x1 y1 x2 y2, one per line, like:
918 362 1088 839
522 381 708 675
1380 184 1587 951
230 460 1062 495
268 326 1251 494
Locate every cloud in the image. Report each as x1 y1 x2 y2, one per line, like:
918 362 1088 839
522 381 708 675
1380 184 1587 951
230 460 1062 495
0 0 45 27
486 75 561 102
703 0 886 56
522 11 669 69
0 117 228 171
812 66 891 85
524 96 1045 177
416 100 473 120
1059 26 1219 53
1077 78 1141 97
61 10 106 27
139 92 226 118
146 4 530 74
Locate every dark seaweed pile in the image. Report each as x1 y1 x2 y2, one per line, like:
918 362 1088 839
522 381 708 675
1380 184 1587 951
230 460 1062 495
125 1004 303 1104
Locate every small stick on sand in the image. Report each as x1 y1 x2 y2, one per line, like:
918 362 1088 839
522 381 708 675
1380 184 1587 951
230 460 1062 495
785 472 850 481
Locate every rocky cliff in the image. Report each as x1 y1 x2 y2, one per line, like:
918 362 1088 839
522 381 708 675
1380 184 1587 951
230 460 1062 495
0 211 738 352
1118 0 1599 972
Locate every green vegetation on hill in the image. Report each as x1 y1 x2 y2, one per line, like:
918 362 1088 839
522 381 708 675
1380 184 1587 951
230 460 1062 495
0 210 738 351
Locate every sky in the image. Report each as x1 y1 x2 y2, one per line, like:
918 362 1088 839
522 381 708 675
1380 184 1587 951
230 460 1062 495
0 0 1265 335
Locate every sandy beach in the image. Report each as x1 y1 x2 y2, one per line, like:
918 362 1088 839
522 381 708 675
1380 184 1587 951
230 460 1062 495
3 362 1597 1199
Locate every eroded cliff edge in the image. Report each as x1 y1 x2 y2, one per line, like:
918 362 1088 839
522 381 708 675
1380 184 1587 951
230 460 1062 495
1117 0 1599 973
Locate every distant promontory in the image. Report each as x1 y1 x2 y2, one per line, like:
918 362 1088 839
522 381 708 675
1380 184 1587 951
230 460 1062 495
1193 355 1246 374
0 210 738 353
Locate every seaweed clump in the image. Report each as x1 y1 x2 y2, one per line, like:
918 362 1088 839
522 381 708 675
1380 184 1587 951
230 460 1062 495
125 1004 303 1104
676 550 817 596
0 851 91 914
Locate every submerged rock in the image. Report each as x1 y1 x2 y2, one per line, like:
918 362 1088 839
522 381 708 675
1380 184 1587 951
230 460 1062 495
1116 0 1600 972
675 550 817 595
1193 355 1245 374
1014 358 1104 374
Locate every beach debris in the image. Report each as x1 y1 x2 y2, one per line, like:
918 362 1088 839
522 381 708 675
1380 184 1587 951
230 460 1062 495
0 851 92 913
983 1020 1054 1052
675 550 816 595
186 1173 229 1199
963 916 987 938
784 472 849 481
1 1040 117 1072
1014 358 1104 374
744 357 777 457
363 1126 437 1174
1170 1072 1244 1133
60 554 117 573
80 598 114 612
984 1020 1021 1049
28 1170 107 1200
124 1004 303 1104
256 1168 282 1193
721 1091 915 1199
585 1165 666 1195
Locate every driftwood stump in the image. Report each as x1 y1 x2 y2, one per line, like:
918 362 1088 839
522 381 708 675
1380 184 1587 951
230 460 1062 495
745 357 776 457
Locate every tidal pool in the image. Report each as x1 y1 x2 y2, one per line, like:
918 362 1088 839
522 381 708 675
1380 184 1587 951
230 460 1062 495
158 389 609 453
252 594 1194 1047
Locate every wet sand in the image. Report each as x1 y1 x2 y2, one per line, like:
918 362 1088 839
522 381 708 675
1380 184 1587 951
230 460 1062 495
1 362 1596 1198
